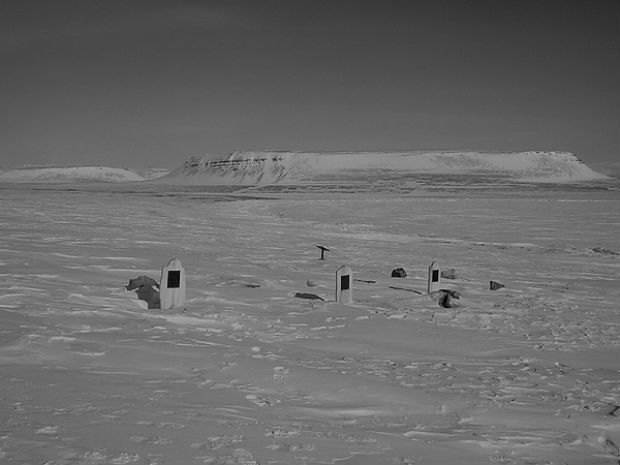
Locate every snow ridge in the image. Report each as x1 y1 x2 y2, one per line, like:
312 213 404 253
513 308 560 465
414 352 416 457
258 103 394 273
0 166 145 183
158 151 608 185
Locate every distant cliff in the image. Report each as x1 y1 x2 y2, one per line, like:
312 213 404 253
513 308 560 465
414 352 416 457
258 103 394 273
156 151 608 185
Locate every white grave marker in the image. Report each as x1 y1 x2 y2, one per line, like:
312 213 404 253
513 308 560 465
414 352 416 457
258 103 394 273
160 258 186 310
336 265 353 304
427 261 441 293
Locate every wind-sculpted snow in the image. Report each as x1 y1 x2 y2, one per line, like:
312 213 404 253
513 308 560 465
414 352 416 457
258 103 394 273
0 166 145 183
1 184 620 464
158 150 608 185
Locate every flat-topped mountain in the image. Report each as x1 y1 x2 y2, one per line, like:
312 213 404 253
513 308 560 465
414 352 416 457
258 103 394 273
0 166 145 183
157 151 608 185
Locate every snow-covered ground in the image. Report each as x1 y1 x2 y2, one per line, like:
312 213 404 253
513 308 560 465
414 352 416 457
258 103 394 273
1 177 619 464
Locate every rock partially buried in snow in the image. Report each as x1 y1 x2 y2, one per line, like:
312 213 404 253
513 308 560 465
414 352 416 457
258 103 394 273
391 267 407 278
429 289 461 308
591 247 619 256
126 275 161 309
294 292 325 301
126 275 159 291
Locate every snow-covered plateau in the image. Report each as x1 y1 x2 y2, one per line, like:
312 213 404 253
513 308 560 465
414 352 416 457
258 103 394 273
0 166 146 183
159 151 610 185
1 161 619 464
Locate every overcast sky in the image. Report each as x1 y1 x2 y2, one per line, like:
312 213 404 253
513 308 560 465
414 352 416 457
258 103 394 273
1 0 618 169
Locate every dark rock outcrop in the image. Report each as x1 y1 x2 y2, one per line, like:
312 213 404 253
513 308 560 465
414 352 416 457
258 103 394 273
391 267 407 278
294 292 325 301
126 275 161 309
430 289 461 308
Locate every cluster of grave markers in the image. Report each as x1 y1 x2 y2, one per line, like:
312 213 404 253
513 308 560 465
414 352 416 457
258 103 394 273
318 246 441 304
143 243 508 310
334 261 442 304
155 256 444 310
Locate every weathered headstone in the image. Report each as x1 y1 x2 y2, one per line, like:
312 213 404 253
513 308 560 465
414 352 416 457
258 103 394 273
160 258 186 310
427 261 441 293
336 265 353 304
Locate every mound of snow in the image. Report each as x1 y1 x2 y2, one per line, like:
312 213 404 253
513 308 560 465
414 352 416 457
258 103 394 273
0 166 145 183
156 151 608 185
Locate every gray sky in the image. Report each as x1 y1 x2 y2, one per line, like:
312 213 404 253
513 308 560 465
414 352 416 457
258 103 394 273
1 0 618 169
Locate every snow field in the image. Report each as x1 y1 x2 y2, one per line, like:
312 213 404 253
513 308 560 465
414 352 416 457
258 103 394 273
0 184 619 464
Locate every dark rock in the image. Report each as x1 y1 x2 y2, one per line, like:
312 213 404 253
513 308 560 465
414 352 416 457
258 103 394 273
592 247 619 255
490 280 505 291
294 292 325 301
391 267 407 278
126 275 161 309
126 275 159 291
136 286 161 309
437 289 461 308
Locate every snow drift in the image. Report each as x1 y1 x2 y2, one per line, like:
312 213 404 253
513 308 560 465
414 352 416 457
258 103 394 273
591 160 620 179
156 151 608 185
3 185 620 464
0 166 145 183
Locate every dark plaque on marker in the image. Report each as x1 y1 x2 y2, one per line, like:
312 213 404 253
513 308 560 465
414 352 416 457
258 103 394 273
168 270 181 288
341 275 350 290
432 270 440 282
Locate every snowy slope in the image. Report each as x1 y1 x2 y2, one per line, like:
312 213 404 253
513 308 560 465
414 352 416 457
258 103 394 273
157 151 608 185
0 166 145 183
591 160 620 179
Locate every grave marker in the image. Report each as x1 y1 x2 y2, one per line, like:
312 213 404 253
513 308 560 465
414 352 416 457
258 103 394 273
427 261 441 293
316 245 330 260
336 265 353 304
160 258 186 310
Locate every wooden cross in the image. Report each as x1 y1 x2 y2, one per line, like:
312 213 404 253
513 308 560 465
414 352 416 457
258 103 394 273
316 245 330 260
